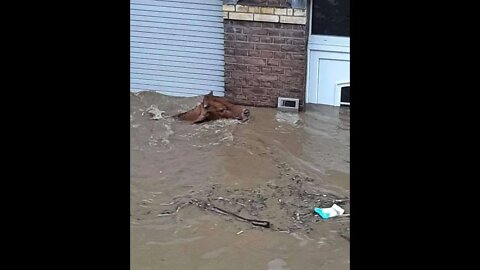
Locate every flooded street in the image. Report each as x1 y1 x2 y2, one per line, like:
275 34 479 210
131 91 350 270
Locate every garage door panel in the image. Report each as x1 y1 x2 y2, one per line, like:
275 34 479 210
130 0 224 96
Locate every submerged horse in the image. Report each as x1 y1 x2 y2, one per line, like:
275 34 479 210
173 91 250 124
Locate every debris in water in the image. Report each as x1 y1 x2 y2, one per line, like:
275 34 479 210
236 230 244 235
195 200 271 228
314 204 345 219
146 105 166 120
156 203 188 217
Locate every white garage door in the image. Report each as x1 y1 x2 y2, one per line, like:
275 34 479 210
130 0 225 97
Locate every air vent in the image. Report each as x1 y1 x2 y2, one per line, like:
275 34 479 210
340 86 350 106
277 97 300 112
334 81 350 107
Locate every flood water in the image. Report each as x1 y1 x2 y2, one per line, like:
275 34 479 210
131 91 350 270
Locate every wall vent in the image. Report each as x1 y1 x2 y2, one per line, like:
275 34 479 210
277 97 300 112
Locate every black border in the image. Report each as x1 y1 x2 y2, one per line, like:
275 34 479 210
6 1 130 268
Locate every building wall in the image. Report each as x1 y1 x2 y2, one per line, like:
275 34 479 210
223 3 308 109
238 0 290 8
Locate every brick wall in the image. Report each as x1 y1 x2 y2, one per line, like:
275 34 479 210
238 0 290 8
223 4 307 109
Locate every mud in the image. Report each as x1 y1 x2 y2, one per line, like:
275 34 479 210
131 91 350 270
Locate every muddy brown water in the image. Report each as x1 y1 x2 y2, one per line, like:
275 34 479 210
131 91 350 270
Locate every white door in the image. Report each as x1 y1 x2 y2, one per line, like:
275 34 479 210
306 0 350 106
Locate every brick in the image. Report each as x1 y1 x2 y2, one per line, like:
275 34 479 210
239 87 253 95
287 9 293 16
285 84 305 92
272 23 284 28
225 78 234 86
233 27 245 34
248 6 260 13
244 58 266 66
229 12 254 21
273 51 286 59
239 21 262 27
257 75 277 81
260 7 274 14
290 31 305 38
271 79 283 87
273 37 286 44
274 8 287 15
248 66 261 73
292 39 305 45
293 9 306 17
255 43 281 51
223 12 229 19
285 69 305 77
243 28 268 35
248 79 260 87
225 56 241 64
235 49 248 56
224 25 234 33
281 59 304 68
225 34 234 40
261 51 274 58
261 81 274 88
267 58 280 66
224 41 233 48
232 94 247 101
271 67 284 74
223 5 235 12
280 75 304 84
281 44 305 53
250 88 267 95
236 34 247 41
290 24 305 30
236 64 249 72
248 36 260 42
248 50 261 57
234 42 255 50
280 76 297 84
266 28 281 36
260 36 273 43
280 16 307 25
235 79 249 87
236 5 249 13
232 72 252 79
254 14 279 23
286 53 305 61
225 48 235 55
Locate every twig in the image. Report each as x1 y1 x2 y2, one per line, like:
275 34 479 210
206 204 271 228
156 203 188 217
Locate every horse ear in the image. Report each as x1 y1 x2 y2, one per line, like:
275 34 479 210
207 91 213 96
203 94 211 107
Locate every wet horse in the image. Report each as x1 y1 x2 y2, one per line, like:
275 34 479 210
173 91 250 124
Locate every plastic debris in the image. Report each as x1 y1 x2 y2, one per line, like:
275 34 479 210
314 204 345 219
